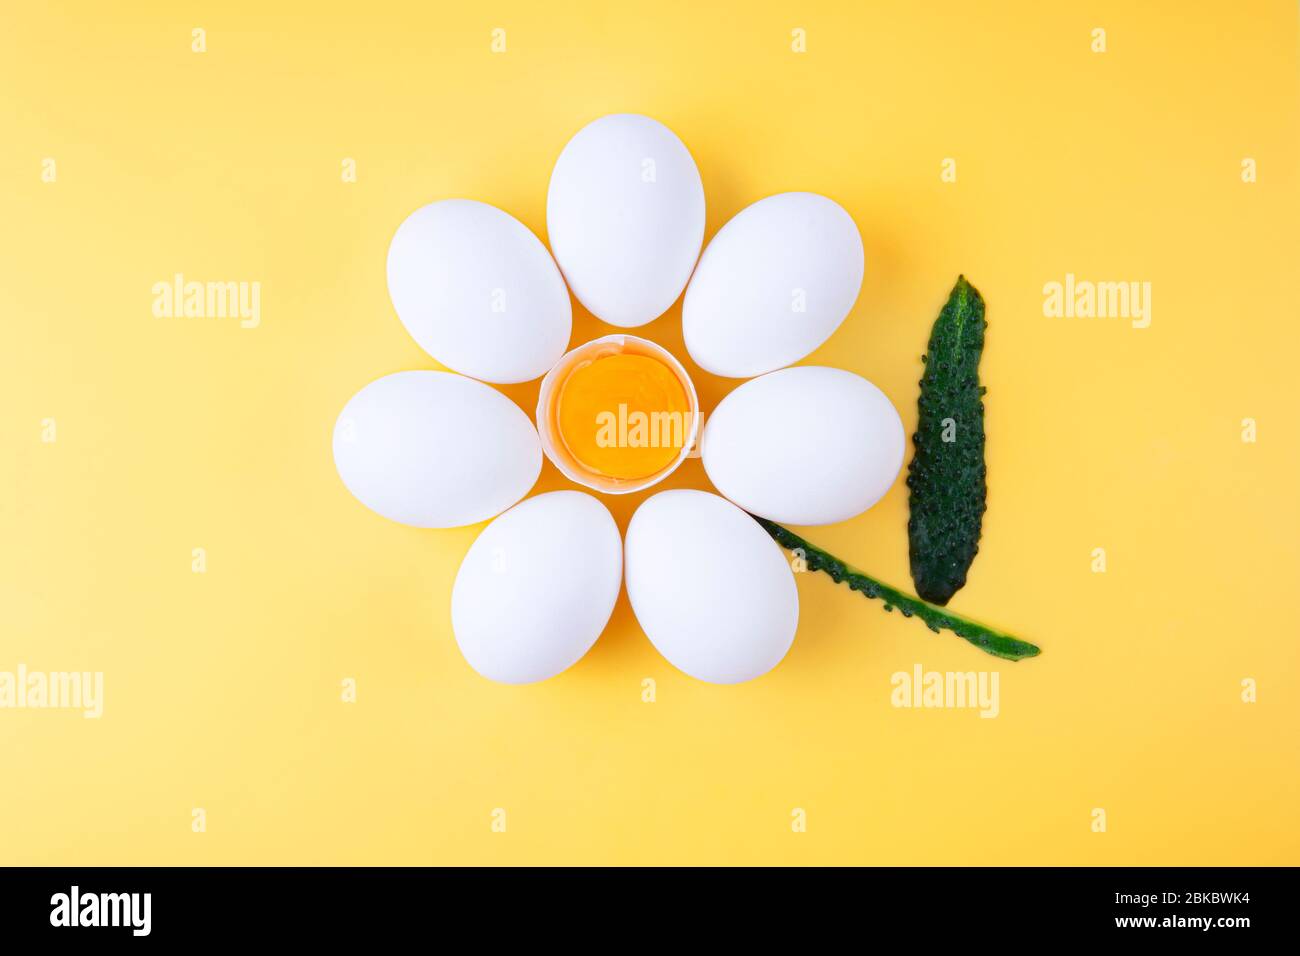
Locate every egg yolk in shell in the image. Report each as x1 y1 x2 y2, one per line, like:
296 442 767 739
556 353 691 480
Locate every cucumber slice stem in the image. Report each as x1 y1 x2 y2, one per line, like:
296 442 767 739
754 517 1041 662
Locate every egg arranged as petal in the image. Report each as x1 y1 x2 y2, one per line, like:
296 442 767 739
547 114 705 328
387 199 572 384
452 491 622 684
702 366 904 526
683 192 864 378
333 371 540 528
624 490 798 684
344 116 897 689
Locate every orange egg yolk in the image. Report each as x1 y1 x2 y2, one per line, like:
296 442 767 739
556 353 691 480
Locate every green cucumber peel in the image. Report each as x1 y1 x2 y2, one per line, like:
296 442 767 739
754 517 1040 662
907 274 988 605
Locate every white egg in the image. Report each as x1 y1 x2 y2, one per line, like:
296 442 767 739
452 492 622 684
333 371 540 528
702 366 904 526
624 490 798 684
683 192 864 377
547 114 705 328
387 199 572 384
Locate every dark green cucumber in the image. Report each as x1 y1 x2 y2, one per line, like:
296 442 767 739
907 275 987 606
755 518 1039 662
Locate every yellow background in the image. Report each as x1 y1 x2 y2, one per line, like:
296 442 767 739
2 0 1297 865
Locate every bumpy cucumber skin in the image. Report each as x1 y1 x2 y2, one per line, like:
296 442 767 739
907 275 987 606
755 518 1039 661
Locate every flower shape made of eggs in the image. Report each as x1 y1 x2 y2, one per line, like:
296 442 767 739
333 113 905 685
